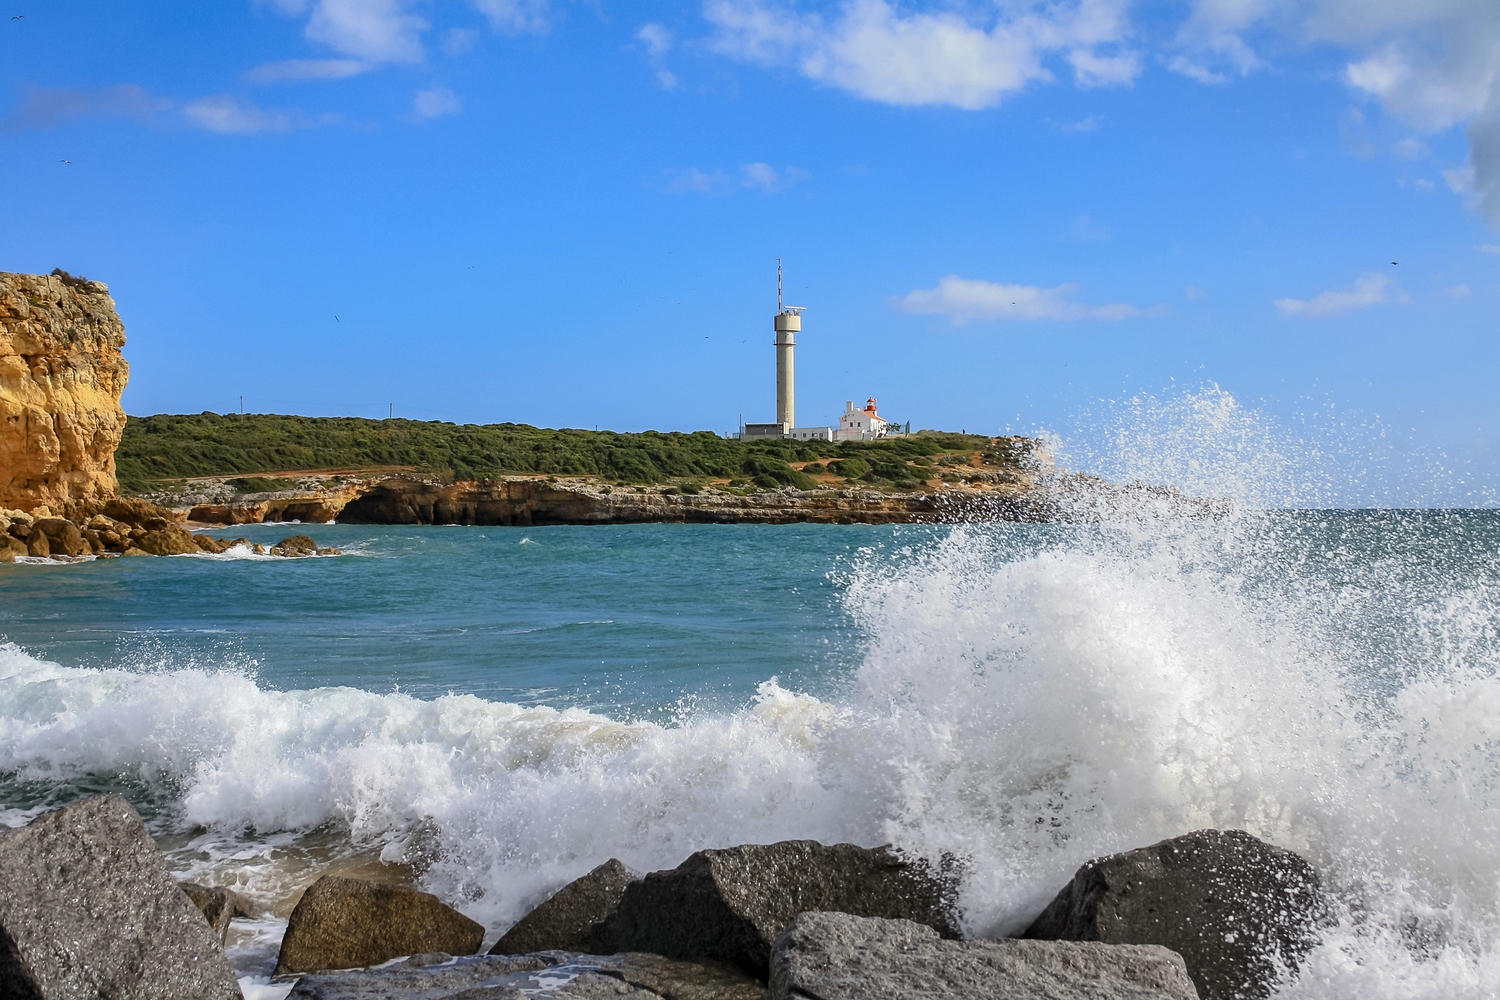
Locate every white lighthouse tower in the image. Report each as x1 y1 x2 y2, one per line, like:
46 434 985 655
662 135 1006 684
774 259 802 431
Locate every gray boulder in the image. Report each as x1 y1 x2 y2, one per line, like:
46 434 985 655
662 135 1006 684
1022 829 1326 1000
771 911 1199 1000
286 951 761 1000
0 794 243 1000
597 840 959 980
275 875 485 975
181 882 251 945
490 859 638 955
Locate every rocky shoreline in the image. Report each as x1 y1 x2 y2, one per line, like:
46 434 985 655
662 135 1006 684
174 473 1058 527
0 795 1327 1000
0 496 338 562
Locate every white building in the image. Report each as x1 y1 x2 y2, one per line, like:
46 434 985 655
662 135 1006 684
834 398 903 441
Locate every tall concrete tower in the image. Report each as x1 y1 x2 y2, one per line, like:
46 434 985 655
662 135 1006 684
774 259 804 431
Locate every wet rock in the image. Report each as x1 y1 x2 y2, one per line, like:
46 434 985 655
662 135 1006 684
772 911 1199 1000
0 794 242 1000
275 875 486 975
597 840 959 980
271 534 319 556
135 526 201 556
25 527 49 557
597 952 763 1000
286 951 758 1000
0 534 26 561
1022 829 1326 1000
34 517 86 556
180 881 249 945
491 859 638 955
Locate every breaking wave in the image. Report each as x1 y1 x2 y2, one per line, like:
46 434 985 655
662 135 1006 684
1 388 1497 996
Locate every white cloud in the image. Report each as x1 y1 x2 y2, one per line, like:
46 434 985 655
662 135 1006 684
740 162 810 193
637 23 679 89
0 84 161 132
182 95 297 133
1479 243 1500 254
246 58 369 83
892 275 1152 324
1185 284 1208 300
413 85 462 118
472 0 551 35
704 0 1140 110
1273 272 1407 318
1447 283 1472 298
305 0 427 62
666 163 809 194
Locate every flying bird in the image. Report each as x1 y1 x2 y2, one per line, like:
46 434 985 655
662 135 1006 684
11 15 23 20
1391 261 1398 265
59 159 71 164
334 315 340 322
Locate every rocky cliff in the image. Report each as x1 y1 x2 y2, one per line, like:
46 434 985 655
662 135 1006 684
0 270 129 512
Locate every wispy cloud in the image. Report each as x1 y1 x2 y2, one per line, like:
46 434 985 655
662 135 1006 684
472 0 552 35
1058 214 1109 242
413 85 462 118
181 95 332 133
265 0 553 72
0 84 161 132
1479 244 1500 254
892 275 1156 324
1274 272 1407 318
704 0 1140 110
637 23 679 89
247 58 369 84
666 162 809 195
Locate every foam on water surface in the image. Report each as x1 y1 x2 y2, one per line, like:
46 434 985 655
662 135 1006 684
0 389 1496 996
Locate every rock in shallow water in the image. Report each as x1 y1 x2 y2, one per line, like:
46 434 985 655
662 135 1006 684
0 794 243 1000
597 840 959 980
771 911 1200 1000
490 859 638 956
275 875 486 975
180 881 252 946
1021 829 1326 1000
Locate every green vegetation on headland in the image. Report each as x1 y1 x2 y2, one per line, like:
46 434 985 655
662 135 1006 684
117 412 1030 494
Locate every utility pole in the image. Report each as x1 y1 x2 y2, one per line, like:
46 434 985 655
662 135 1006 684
239 395 243 414
388 403 393 419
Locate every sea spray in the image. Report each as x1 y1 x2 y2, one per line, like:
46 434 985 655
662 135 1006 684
0 388 1497 996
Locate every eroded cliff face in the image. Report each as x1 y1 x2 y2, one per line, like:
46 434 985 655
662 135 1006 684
0 270 129 512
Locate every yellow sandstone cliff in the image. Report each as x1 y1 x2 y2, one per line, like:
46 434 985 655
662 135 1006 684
0 270 129 512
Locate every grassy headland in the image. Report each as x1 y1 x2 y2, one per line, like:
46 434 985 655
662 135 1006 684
117 412 1030 494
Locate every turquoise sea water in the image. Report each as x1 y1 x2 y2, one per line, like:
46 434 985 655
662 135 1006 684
3 508 1500 999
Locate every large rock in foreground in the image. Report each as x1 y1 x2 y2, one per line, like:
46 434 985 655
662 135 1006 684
490 858 638 955
598 840 959 980
0 270 129 512
0 794 242 1000
1022 829 1326 1000
772 911 1198 1000
275 875 485 975
287 951 762 1000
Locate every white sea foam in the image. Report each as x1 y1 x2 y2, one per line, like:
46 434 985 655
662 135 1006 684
0 389 1495 995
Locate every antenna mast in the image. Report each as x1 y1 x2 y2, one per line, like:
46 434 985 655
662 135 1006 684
777 258 783 313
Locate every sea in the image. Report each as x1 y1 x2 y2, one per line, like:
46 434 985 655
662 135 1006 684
2 389 1498 998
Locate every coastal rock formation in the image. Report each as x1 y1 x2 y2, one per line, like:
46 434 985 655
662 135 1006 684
180 882 252 946
275 875 486 975
490 858 638 955
0 794 242 1000
596 840 959 980
771 911 1199 1000
1022 829 1326 1000
0 270 129 512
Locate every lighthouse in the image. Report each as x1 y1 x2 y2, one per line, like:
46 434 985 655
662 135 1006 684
774 259 802 430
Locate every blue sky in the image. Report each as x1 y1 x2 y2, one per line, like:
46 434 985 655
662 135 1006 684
2 1 1498 492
